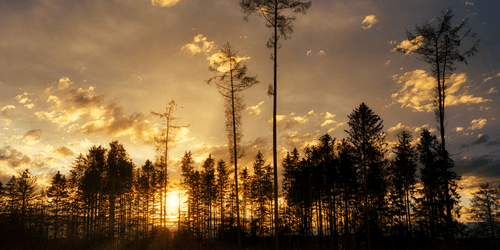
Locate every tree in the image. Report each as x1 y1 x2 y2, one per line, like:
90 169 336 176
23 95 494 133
396 9 478 236
240 1 311 247
216 159 232 238
345 103 388 250
106 140 134 242
201 154 216 238
206 42 259 248
47 171 68 239
469 183 500 239
180 151 195 235
388 131 418 237
11 169 39 232
151 99 188 229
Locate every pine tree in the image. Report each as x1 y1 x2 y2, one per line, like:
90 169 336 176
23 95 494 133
388 131 417 237
469 183 500 239
345 103 388 250
240 2 311 247
396 9 478 236
47 171 68 239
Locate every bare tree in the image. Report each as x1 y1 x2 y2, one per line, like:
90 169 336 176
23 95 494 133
396 8 479 238
240 1 311 248
151 99 189 231
206 42 258 248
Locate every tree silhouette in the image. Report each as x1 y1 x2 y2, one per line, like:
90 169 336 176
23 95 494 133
206 42 258 248
151 99 189 230
47 171 68 239
346 103 388 250
395 9 478 237
388 131 417 238
240 1 311 248
469 183 500 239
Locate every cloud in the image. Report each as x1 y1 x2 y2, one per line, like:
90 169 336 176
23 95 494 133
207 51 250 73
321 120 335 127
281 131 318 151
482 73 500 83
34 79 156 143
469 118 487 130
182 34 216 55
387 123 431 135
57 77 72 90
385 60 391 65
0 146 33 169
394 36 424 54
316 50 326 56
1 105 15 113
15 92 32 104
22 129 42 145
151 0 181 7
489 87 498 94
391 70 490 112
306 50 312 56
24 103 35 109
361 15 379 29
325 112 335 119
465 1 474 6
456 127 464 132
15 94 33 104
246 101 264 115
51 146 76 157
0 119 12 126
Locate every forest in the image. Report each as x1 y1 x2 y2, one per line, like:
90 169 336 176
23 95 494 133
1 102 499 250
0 0 495 250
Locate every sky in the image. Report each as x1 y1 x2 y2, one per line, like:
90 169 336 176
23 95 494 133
0 0 499 214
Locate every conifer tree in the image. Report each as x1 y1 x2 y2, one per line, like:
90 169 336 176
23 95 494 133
389 131 417 236
47 171 68 239
206 43 258 247
240 2 311 247
469 183 500 239
396 9 478 236
345 103 388 250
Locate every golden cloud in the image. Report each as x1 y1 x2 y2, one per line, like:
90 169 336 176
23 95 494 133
391 70 490 112
1 105 15 113
469 118 487 130
281 131 318 151
362 15 379 29
151 0 181 7
22 129 42 145
246 101 265 115
394 36 423 54
34 78 156 144
51 145 76 157
182 34 216 55
0 146 33 169
207 51 250 73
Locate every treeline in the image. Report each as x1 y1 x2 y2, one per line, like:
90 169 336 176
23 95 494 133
0 103 495 250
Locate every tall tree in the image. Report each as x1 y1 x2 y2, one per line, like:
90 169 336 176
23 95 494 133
345 103 388 250
47 171 68 239
11 169 39 232
180 151 195 235
151 99 189 229
395 9 478 236
414 129 444 238
206 43 258 248
216 159 232 238
388 131 418 237
106 140 134 242
240 1 311 248
469 183 500 239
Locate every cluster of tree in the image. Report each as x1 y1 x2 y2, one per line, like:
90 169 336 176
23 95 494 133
3 103 496 250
